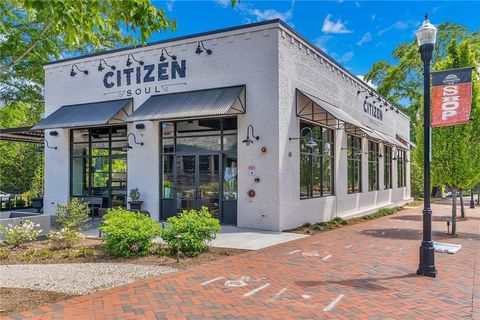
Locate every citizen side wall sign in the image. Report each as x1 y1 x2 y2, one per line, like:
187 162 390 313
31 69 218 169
102 60 187 97
431 67 473 127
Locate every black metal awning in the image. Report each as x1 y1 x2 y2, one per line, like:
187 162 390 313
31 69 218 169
128 85 246 122
0 126 44 143
32 99 133 130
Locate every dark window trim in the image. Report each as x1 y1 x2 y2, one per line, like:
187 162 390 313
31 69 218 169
368 140 380 192
347 134 362 194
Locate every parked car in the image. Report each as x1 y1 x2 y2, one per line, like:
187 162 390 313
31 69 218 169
0 191 14 201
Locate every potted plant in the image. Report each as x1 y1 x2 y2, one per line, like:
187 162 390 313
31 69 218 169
31 194 44 213
128 188 143 211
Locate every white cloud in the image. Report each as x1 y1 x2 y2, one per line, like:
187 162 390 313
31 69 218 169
230 0 295 24
322 14 353 34
357 75 376 89
314 35 333 53
377 20 419 35
216 0 231 8
166 0 176 12
337 51 354 63
369 14 376 21
356 32 372 46
354 1 360 7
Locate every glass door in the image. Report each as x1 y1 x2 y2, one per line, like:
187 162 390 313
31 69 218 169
198 154 220 219
176 155 197 212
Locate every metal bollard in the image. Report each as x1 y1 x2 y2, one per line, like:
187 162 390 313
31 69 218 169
447 221 450 235
175 234 182 263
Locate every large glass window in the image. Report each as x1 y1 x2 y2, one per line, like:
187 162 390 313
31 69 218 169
299 122 334 199
347 135 362 193
160 118 237 220
368 141 379 191
70 126 127 207
384 145 392 189
397 149 406 187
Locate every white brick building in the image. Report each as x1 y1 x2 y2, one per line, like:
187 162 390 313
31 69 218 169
35 19 412 231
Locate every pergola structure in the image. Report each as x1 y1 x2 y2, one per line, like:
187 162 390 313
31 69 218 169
0 126 44 143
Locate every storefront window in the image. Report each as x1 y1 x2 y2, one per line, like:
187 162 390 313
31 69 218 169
368 141 379 191
160 118 237 221
299 122 334 199
384 146 392 189
397 149 406 187
347 135 362 193
70 126 127 207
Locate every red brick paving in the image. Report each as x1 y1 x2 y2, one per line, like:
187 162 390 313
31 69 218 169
4 202 480 320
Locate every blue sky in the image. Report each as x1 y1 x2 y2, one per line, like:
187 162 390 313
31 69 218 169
149 0 479 78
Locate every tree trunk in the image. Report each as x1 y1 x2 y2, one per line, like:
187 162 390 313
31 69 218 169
451 189 457 236
477 184 480 204
459 189 465 218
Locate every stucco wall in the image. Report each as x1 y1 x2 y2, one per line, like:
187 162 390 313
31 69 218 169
43 23 281 230
276 27 412 231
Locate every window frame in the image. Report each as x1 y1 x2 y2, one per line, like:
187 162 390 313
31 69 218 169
368 140 380 192
347 134 362 194
384 145 393 189
299 121 335 199
397 149 407 188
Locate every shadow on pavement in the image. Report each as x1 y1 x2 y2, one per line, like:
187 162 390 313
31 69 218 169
359 228 480 241
392 214 480 222
295 274 417 291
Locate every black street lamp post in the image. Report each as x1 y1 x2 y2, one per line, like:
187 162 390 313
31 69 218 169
416 14 438 278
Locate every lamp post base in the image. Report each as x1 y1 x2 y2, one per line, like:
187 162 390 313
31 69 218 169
417 241 437 277
470 199 475 209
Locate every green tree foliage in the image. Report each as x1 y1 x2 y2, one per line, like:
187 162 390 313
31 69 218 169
0 0 175 194
365 22 480 134
414 39 480 233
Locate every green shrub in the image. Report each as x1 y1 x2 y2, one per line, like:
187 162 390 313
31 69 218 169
0 220 42 248
33 248 53 260
21 250 34 261
0 249 9 260
99 208 161 257
161 207 221 257
15 198 26 207
76 247 95 258
55 198 90 232
47 227 83 249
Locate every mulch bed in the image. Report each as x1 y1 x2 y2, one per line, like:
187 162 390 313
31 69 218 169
0 288 75 316
0 239 248 315
0 238 248 269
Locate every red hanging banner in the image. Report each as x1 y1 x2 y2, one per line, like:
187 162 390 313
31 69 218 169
431 67 473 127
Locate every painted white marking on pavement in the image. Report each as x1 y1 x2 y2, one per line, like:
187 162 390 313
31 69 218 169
269 287 288 302
345 244 352 249
302 251 320 257
243 283 271 297
201 277 224 286
381 232 386 235
301 294 311 299
323 294 345 311
322 254 332 261
288 250 301 255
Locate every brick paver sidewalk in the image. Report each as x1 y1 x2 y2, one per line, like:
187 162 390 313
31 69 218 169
4 203 480 319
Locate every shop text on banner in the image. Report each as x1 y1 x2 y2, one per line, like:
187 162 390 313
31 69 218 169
431 67 474 127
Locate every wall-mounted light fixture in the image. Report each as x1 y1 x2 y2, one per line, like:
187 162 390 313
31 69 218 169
49 131 58 136
37 139 57 151
70 64 88 77
122 133 144 151
126 53 144 67
242 124 259 146
135 123 145 130
289 127 317 148
98 58 116 71
159 48 177 62
195 41 212 55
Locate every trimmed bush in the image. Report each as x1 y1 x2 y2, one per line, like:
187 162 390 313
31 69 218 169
161 207 221 257
0 249 9 260
99 208 161 257
47 227 83 249
0 220 42 248
55 198 90 232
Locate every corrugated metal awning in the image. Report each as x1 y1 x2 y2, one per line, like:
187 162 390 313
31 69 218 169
32 99 132 130
396 134 416 148
296 89 371 131
369 129 405 149
128 85 246 122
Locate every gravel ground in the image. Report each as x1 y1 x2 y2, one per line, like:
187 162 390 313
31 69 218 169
0 263 177 295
